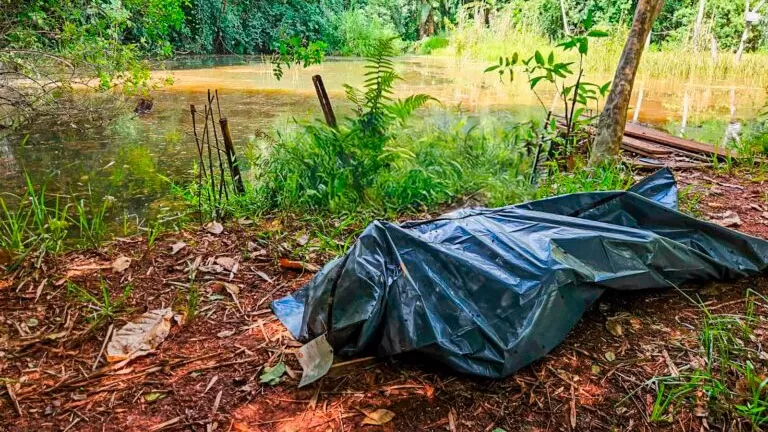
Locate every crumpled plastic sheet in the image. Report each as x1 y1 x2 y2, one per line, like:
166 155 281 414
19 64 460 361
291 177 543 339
272 168 768 378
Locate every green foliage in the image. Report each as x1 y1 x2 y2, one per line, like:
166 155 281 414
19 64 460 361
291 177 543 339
485 14 609 162
123 0 188 57
260 361 286 385
649 290 768 428
74 190 111 249
181 0 343 54
336 6 402 56
419 35 449 54
540 160 633 196
271 37 328 81
67 279 133 327
254 38 435 212
0 176 70 259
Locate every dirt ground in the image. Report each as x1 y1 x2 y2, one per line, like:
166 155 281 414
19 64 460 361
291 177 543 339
1 167 767 432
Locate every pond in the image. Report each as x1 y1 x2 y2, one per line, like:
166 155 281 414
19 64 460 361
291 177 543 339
0 56 764 232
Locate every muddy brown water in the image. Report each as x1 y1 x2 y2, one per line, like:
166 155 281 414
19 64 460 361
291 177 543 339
0 56 763 233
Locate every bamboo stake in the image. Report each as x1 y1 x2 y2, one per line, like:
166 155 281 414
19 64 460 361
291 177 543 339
202 105 217 212
208 90 229 203
219 118 245 194
190 105 209 218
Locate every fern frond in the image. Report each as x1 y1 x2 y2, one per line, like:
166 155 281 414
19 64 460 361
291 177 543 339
388 94 437 122
343 84 363 115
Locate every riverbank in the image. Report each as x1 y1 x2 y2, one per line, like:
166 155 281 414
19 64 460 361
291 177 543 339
1 166 767 431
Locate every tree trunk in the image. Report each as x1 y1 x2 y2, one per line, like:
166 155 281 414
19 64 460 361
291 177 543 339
692 0 706 51
559 0 571 36
419 0 428 39
736 0 767 63
589 0 665 167
735 24 751 62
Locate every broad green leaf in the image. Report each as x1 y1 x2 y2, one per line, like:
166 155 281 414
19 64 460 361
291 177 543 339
588 30 609 38
529 76 546 89
535 51 544 66
578 39 589 55
584 10 594 30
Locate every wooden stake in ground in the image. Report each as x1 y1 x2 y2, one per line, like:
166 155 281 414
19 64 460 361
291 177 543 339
219 118 245 194
312 75 337 128
589 0 665 167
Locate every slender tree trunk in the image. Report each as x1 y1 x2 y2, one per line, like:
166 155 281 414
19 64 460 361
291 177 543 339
735 25 751 63
692 0 706 51
736 0 767 62
589 0 665 167
419 0 427 39
559 0 571 36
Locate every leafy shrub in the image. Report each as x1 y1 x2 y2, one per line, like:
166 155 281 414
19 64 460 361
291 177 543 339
418 35 449 54
254 38 430 211
336 7 402 56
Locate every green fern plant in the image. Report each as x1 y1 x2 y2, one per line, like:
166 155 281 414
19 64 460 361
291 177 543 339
256 37 438 212
344 37 435 136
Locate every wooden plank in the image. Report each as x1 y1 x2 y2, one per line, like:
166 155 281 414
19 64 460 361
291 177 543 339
622 157 712 170
624 123 733 158
621 136 673 156
620 142 659 158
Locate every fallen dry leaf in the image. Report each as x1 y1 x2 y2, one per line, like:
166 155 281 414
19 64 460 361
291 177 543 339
360 408 395 426
215 257 237 271
170 242 187 255
106 309 172 362
255 271 273 283
710 210 742 227
279 258 320 273
218 281 240 297
205 221 224 235
111 256 132 273
606 318 623 337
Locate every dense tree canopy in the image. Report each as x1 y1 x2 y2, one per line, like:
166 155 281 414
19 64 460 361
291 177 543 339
5 0 767 59
0 0 766 56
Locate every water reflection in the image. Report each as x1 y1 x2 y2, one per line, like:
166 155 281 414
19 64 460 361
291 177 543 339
0 56 764 231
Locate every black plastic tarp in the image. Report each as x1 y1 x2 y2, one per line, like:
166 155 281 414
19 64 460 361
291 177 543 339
272 169 768 378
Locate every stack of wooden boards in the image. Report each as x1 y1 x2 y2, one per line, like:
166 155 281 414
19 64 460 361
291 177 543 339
556 117 737 168
620 123 733 161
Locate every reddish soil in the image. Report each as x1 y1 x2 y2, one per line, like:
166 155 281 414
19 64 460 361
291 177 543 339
1 168 767 432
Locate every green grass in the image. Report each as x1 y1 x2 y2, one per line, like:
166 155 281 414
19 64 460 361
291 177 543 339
648 290 768 429
679 185 706 217
74 190 111 249
434 13 768 85
67 279 133 328
0 177 122 262
0 175 71 259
